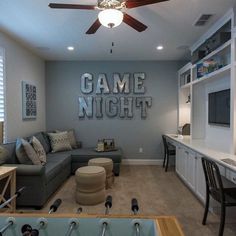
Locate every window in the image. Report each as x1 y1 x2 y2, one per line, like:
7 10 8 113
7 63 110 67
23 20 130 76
0 48 5 143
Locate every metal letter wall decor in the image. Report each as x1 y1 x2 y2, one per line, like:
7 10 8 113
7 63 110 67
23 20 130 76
113 73 130 94
78 73 152 119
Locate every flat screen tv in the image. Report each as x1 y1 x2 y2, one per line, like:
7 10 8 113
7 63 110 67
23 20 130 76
208 89 230 126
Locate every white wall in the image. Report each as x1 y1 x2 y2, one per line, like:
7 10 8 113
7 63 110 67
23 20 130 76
0 31 46 141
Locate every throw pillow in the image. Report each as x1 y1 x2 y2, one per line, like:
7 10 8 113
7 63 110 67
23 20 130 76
15 138 32 164
31 136 47 165
56 129 78 149
67 129 78 149
21 139 41 165
0 146 10 165
48 132 72 153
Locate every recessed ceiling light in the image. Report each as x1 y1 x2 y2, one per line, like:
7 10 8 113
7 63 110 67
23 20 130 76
156 45 164 50
67 46 74 51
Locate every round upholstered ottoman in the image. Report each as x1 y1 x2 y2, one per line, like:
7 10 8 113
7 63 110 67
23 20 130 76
75 166 106 205
88 158 114 189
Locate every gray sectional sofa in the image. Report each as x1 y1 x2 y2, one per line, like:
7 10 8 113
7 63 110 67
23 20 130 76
1 134 123 208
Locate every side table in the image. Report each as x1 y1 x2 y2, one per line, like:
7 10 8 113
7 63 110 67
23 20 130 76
0 166 17 212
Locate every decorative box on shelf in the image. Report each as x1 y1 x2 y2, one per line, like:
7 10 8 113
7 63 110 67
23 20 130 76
95 139 117 152
196 59 227 79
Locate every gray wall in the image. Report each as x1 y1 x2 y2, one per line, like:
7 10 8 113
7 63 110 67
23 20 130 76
0 31 46 141
46 61 179 159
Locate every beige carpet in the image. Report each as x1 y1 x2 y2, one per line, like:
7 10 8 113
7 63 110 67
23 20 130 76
27 165 236 236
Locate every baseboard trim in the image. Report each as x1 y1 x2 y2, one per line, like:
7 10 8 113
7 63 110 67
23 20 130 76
122 159 163 166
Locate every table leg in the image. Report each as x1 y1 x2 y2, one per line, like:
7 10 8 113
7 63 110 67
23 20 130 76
10 170 16 212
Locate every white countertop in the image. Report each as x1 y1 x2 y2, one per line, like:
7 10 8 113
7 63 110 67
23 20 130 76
165 134 236 172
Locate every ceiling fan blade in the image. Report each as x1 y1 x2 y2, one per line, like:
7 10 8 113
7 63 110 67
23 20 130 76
123 13 147 32
49 3 96 10
126 0 169 9
86 19 101 34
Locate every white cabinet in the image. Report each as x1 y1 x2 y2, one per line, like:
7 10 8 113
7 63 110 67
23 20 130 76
175 145 186 180
195 155 206 202
186 151 196 192
174 143 206 203
175 146 181 175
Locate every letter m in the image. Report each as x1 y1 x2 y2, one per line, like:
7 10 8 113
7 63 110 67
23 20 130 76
113 73 130 94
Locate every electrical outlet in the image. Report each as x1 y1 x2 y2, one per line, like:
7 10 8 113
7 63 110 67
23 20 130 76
139 147 143 153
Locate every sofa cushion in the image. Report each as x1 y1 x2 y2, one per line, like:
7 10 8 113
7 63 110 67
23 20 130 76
41 132 52 153
48 132 72 153
1 142 18 164
45 153 71 182
47 152 71 166
33 132 50 154
22 139 42 165
15 138 32 164
31 136 47 165
44 162 62 183
70 148 122 163
0 146 10 165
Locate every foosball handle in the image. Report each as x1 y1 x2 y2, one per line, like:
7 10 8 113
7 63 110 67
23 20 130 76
77 207 82 214
15 186 26 197
30 229 39 236
21 224 32 234
49 199 62 213
131 198 139 214
105 195 112 209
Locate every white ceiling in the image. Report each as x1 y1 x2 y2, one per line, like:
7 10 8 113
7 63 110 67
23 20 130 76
0 0 235 61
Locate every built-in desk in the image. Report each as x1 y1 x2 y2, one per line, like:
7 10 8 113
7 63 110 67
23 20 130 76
164 134 236 204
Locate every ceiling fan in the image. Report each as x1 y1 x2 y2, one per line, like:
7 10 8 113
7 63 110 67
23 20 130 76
49 0 169 34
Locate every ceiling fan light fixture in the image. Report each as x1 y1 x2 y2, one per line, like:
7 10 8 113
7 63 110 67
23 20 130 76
98 9 123 28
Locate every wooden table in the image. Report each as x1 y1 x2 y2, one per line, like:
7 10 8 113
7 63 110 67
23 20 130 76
0 166 17 212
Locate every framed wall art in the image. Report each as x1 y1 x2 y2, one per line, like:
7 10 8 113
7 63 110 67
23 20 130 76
22 81 37 120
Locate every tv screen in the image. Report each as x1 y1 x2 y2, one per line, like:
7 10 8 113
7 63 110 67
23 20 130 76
208 89 230 126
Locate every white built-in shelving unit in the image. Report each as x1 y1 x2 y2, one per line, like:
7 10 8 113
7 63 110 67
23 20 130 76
178 8 236 155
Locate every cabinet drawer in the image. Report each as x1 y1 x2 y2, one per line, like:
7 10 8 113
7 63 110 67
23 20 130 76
226 169 236 184
183 148 195 156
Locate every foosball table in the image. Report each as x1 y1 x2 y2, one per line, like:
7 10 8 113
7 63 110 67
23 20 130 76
0 192 184 236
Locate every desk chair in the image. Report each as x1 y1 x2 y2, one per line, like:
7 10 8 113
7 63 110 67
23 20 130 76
201 157 236 236
162 135 176 172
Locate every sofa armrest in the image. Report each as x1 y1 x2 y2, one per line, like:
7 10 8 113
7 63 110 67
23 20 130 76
3 164 45 176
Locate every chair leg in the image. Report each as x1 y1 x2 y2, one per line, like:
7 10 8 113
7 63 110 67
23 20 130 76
163 151 166 168
218 203 226 236
165 153 169 172
202 189 210 225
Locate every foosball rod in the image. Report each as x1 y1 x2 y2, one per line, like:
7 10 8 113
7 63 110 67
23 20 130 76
0 186 26 209
64 207 82 236
0 220 14 236
131 198 140 236
101 195 112 236
20 199 62 236
64 221 77 236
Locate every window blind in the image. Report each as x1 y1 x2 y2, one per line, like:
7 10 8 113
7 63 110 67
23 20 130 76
0 49 5 122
